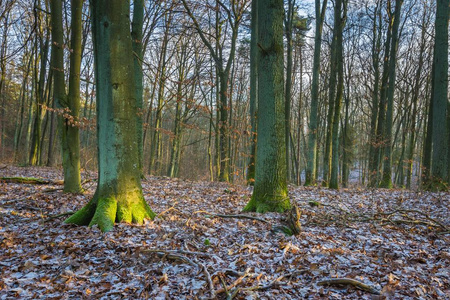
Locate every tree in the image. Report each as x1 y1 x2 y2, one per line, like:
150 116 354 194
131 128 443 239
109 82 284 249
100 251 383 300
367 0 382 187
148 5 173 175
370 0 394 188
284 0 295 182
379 0 403 188
243 0 290 213
65 0 155 232
329 0 347 189
429 0 449 190
305 0 328 186
246 0 258 185
50 0 83 193
131 0 144 175
322 0 344 187
29 0 50 166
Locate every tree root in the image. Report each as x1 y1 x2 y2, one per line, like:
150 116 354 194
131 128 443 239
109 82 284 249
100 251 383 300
317 278 380 294
43 211 75 222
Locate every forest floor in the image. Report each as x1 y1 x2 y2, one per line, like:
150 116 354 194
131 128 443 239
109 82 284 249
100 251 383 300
0 166 449 299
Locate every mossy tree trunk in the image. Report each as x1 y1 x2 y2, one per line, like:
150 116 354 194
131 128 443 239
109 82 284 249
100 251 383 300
65 0 155 232
50 0 83 193
429 0 449 190
243 0 290 213
246 0 258 185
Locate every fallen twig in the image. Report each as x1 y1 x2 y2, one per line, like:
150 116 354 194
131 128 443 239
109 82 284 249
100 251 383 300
145 249 218 297
150 250 199 270
317 278 380 294
156 202 180 218
43 211 75 222
199 263 215 299
216 268 251 295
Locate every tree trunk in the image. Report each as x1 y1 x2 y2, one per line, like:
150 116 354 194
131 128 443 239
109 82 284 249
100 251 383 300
429 0 449 190
168 44 187 178
380 0 403 188
51 0 83 192
305 0 328 186
246 0 258 185
244 0 290 213
149 10 172 175
368 2 382 187
284 0 295 182
30 5 50 166
329 0 347 189
131 0 144 175
322 5 339 187
66 0 155 232
372 8 393 187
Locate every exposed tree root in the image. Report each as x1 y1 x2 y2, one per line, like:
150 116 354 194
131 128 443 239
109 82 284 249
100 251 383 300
317 278 380 294
43 211 75 222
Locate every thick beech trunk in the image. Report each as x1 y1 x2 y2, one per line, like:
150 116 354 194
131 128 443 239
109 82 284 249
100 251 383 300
66 0 155 232
429 0 449 189
244 0 290 213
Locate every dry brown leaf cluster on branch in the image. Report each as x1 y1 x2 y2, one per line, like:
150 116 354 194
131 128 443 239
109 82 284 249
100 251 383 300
0 166 449 299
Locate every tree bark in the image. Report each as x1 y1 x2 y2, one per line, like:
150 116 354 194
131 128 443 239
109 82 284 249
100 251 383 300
244 0 290 213
329 0 347 189
247 0 258 185
305 0 328 186
380 0 403 188
66 0 155 232
429 0 449 189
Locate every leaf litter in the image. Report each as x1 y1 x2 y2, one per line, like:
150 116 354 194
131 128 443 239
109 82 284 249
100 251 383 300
0 166 449 299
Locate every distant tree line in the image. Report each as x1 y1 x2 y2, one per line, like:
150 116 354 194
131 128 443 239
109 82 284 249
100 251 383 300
0 0 448 193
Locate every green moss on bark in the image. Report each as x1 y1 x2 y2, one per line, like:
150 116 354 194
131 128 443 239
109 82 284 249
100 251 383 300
64 198 98 226
88 197 117 232
65 194 155 232
243 192 290 213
